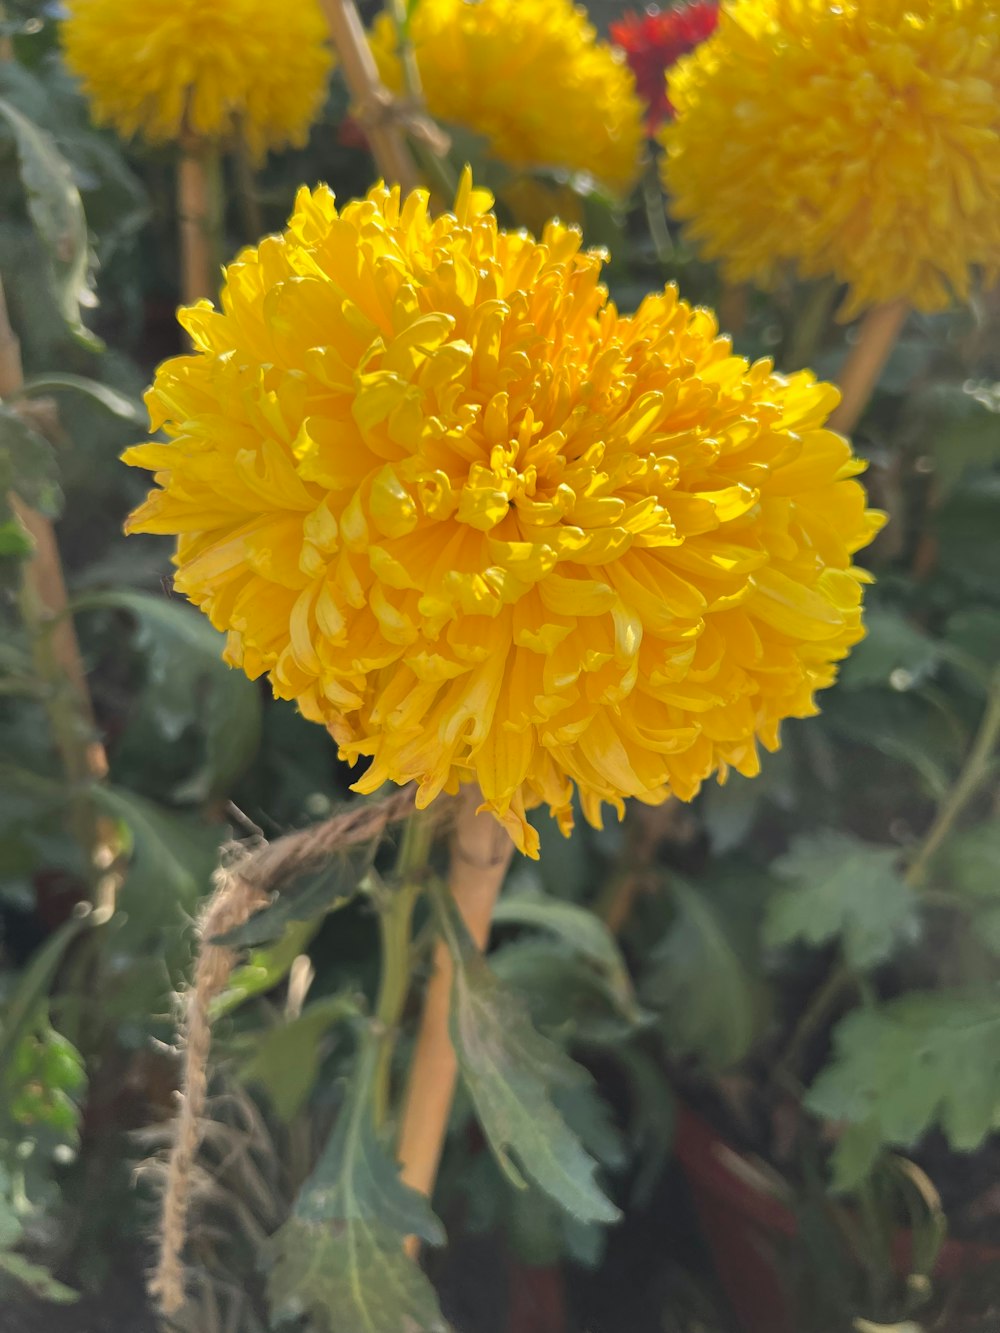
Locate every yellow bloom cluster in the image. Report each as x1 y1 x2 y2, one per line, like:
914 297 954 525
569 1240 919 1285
369 0 644 195
124 175 882 856
61 0 332 159
662 0 1000 318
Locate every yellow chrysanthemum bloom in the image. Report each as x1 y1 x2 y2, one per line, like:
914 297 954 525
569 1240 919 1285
124 174 882 856
369 0 644 195
61 0 332 159
662 0 1000 318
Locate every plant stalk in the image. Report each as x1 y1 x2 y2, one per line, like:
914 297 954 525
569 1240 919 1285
827 298 909 435
318 0 420 193
396 785 514 1251
0 278 111 893
371 809 437 1128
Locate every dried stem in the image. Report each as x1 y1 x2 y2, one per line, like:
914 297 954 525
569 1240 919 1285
318 0 420 193
396 786 514 1253
828 299 909 435
150 786 427 1314
177 142 222 306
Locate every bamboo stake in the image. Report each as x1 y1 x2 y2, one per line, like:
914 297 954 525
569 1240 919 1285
317 0 420 193
828 298 909 436
396 786 514 1251
177 142 221 306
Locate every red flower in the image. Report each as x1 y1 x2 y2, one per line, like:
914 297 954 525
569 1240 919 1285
610 3 719 132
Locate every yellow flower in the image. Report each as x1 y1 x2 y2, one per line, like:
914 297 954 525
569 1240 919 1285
124 173 882 857
61 0 332 159
661 0 1000 319
369 0 644 195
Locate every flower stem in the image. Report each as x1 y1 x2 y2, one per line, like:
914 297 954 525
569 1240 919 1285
232 126 263 243
827 298 909 435
396 785 514 1251
177 140 223 306
370 809 436 1128
905 668 1000 889
784 275 839 371
0 278 111 894
318 0 420 193
777 669 1000 1082
389 0 423 103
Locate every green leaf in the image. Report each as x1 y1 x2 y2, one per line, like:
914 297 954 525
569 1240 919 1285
433 882 620 1225
237 993 359 1122
0 908 89 1081
643 878 756 1068
492 886 638 1020
921 382 1000 495
268 1050 446 1333
840 610 940 691
0 511 32 560
936 822 1000 900
91 784 221 922
806 992 1000 1190
0 403 61 517
763 832 919 970
74 590 261 801
0 1250 78 1303
216 858 369 950
0 96 97 347
212 917 323 1019
14 374 146 427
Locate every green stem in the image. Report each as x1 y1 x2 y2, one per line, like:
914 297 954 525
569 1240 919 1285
784 275 839 371
370 808 437 1128
389 0 423 102
905 669 1000 888
777 670 1000 1084
642 157 674 265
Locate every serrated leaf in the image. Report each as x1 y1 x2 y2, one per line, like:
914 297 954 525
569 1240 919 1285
643 878 756 1068
0 95 97 346
840 610 940 691
936 821 1000 900
492 887 638 1020
806 992 1000 1190
0 403 61 517
433 883 620 1225
237 993 359 1122
268 1050 446 1333
74 589 261 801
764 832 919 970
214 843 373 950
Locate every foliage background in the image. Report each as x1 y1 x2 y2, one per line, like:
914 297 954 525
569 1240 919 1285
2 3 1000 1331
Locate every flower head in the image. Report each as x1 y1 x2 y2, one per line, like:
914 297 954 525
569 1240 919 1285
611 3 719 132
369 0 644 195
662 0 1000 319
124 173 882 857
61 0 332 159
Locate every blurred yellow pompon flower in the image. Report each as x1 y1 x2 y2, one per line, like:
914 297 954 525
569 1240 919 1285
124 173 883 857
61 0 332 159
662 0 1000 318
369 0 644 195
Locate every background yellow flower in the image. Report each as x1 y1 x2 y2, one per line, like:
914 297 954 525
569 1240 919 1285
369 0 644 195
62 0 333 158
124 176 882 856
662 0 1000 318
